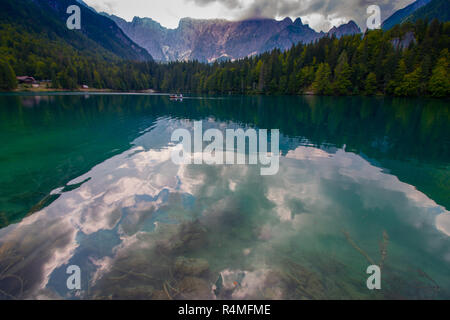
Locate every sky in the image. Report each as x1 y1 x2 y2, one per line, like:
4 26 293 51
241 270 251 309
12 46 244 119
83 0 415 32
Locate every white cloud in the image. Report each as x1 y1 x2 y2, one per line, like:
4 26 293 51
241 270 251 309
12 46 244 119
84 0 415 32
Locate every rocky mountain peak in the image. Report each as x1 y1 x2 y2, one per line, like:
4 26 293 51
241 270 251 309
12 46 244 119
327 20 361 38
293 17 303 26
108 15 362 62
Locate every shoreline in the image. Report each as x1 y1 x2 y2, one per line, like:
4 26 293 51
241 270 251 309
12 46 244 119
1 87 448 99
6 86 159 94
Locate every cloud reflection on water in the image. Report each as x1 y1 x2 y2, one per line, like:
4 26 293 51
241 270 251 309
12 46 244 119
0 117 448 299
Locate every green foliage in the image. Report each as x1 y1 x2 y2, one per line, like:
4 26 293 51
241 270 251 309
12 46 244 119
395 66 422 96
0 19 448 97
428 49 450 97
407 0 450 25
332 51 352 95
312 63 332 95
383 0 448 30
365 73 378 95
0 58 17 90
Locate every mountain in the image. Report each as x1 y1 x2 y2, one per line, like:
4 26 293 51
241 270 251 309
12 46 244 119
382 0 431 30
327 21 361 38
108 15 361 62
406 0 450 24
381 0 449 30
0 0 152 61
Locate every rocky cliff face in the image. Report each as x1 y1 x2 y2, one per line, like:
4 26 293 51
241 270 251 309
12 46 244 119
327 21 361 38
108 15 361 62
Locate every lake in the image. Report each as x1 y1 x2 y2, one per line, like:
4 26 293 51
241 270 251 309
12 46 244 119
0 93 449 299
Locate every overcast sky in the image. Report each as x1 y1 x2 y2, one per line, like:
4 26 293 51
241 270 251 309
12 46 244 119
84 0 414 32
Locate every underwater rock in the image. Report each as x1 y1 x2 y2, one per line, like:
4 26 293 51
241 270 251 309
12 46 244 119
110 285 155 300
213 269 284 300
152 289 170 300
158 221 207 254
213 271 245 299
174 257 209 276
178 277 214 300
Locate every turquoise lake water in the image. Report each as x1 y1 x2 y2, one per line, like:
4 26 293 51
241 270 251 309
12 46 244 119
0 93 449 299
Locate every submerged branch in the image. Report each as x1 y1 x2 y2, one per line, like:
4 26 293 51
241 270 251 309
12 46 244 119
342 230 375 265
379 231 389 270
163 282 173 300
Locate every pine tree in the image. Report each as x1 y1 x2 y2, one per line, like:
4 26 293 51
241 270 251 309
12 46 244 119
256 61 265 93
428 49 450 97
395 67 422 97
365 72 378 95
333 52 352 95
312 63 332 95
0 59 17 90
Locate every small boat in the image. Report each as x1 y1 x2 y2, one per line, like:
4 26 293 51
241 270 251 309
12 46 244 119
169 94 183 100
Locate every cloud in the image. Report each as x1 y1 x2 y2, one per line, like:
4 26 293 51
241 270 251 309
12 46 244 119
184 0 414 31
85 0 414 31
87 0 120 14
187 0 244 10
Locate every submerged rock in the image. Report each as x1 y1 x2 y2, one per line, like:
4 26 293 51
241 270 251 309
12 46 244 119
174 257 209 276
110 285 155 300
158 221 207 253
178 276 214 300
152 289 170 300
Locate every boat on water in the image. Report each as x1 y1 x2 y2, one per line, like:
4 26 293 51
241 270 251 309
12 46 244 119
169 94 183 100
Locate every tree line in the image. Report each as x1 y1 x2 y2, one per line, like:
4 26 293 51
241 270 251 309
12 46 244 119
0 19 449 97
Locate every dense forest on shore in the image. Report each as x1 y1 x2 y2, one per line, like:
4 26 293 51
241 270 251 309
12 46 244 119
0 19 449 97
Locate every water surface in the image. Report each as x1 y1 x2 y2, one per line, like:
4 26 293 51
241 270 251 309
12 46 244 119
0 94 449 299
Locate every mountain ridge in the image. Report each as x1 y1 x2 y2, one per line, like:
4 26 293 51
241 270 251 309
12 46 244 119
107 14 361 62
406 0 450 24
14 0 153 61
382 0 449 30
